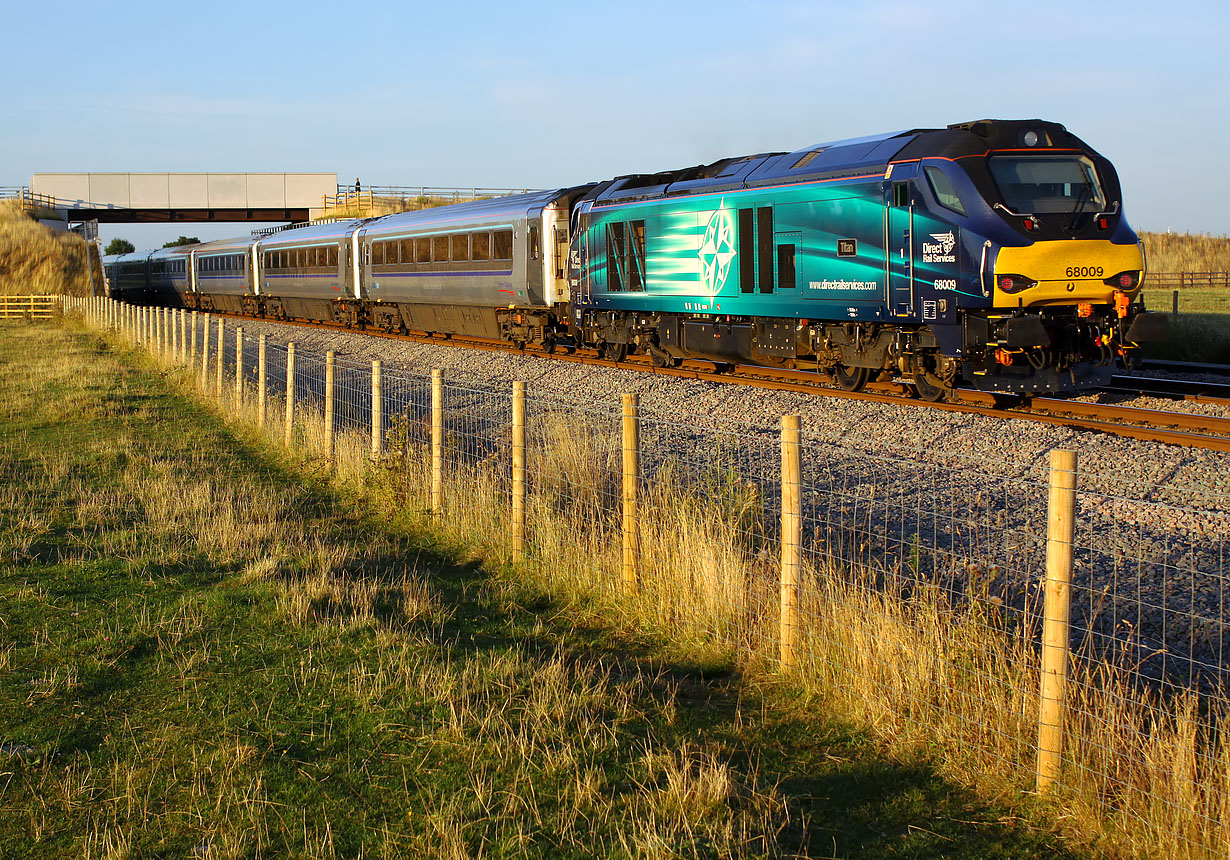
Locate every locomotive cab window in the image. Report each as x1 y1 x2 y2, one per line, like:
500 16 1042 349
893 182 910 207
988 155 1105 214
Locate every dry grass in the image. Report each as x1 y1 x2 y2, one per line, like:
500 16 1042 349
321 194 473 220
0 200 96 296
1140 231 1230 273
76 304 1230 859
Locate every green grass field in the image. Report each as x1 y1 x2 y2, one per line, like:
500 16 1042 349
0 322 1082 858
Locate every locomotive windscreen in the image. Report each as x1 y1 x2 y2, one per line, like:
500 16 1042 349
988 155 1106 214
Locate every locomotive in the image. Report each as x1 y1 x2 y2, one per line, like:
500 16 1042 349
104 119 1165 400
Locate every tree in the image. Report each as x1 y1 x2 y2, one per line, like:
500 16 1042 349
163 236 201 248
104 238 135 255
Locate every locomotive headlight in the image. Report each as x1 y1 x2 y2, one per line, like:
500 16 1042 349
1024 131 1039 147
998 274 1038 294
1103 271 1140 290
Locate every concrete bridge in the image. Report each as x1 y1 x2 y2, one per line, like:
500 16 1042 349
26 173 337 222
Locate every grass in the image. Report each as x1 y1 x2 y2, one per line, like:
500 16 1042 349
194 317 1229 860
0 200 97 296
0 323 1093 857
1139 231 1230 274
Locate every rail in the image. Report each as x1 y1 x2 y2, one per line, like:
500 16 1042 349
0 295 60 320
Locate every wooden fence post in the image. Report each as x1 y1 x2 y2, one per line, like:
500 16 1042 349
622 392 640 591
431 368 443 518
178 309 186 362
200 313 210 386
189 310 198 367
324 350 335 458
512 381 526 562
235 327 244 404
780 414 802 671
284 342 296 448
1037 448 1078 794
258 334 267 427
215 317 224 398
371 360 383 459
1172 289 1180 320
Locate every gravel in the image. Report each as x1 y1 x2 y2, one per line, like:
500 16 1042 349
207 317 1229 688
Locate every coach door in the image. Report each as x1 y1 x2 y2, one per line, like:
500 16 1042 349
571 203 592 307
885 163 917 318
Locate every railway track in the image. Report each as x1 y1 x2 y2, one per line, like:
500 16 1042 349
1105 373 1230 404
205 310 1230 453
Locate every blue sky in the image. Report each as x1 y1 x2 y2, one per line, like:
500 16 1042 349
6 0 1227 248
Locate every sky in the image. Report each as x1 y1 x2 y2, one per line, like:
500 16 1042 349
5 0 1227 249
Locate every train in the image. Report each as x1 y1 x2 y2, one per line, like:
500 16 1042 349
103 118 1166 400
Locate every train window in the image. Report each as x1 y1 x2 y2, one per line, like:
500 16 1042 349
472 231 490 261
493 229 513 261
415 238 430 264
777 244 796 290
529 226 540 261
738 209 754 293
607 222 625 292
757 207 774 293
432 235 449 263
399 239 413 264
328 245 338 268
385 241 398 265
372 243 383 265
924 167 967 216
451 234 468 262
987 154 1105 214
893 182 910 207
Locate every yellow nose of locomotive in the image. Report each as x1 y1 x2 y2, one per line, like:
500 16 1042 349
992 239 1144 307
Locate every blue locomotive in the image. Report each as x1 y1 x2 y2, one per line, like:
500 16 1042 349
104 119 1164 399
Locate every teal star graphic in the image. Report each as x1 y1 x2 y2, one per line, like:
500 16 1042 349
698 207 737 296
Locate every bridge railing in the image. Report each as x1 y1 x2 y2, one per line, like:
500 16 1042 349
0 187 60 210
321 185 541 215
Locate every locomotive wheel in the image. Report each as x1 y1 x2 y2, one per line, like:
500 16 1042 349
913 372 950 402
832 364 869 392
542 338 557 354
603 342 628 362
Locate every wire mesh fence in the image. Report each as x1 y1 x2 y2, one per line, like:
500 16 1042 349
70 294 1230 859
